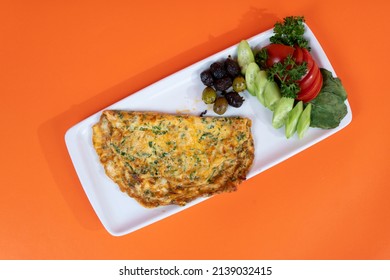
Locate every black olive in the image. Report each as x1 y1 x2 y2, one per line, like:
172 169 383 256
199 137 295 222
214 76 232 91
224 91 245 108
210 62 227 79
200 69 214 86
224 57 241 77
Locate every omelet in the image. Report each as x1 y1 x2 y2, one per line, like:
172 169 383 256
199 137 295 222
92 110 254 208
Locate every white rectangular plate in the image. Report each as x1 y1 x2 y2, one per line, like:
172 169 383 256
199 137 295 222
65 24 352 236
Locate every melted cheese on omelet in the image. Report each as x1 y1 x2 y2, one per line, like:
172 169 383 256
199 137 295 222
92 110 254 208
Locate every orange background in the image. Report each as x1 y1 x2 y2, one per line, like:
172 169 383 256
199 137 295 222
1 0 389 259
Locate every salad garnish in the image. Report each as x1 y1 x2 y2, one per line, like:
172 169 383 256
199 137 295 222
198 15 348 139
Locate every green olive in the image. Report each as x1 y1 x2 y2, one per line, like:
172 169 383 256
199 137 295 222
213 96 228 115
232 76 246 92
202 86 217 104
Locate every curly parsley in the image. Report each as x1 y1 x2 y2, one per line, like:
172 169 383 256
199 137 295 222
270 16 309 49
267 55 307 99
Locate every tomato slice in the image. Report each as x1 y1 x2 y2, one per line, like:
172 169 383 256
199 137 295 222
293 47 303 64
263 45 322 103
296 48 323 103
304 73 323 102
299 63 319 91
297 70 323 103
300 48 314 79
264 44 295 67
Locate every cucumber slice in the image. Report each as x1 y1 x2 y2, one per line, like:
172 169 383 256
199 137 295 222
272 97 294 129
263 81 281 111
237 40 255 75
297 103 312 139
285 101 303 139
254 70 268 105
245 62 260 96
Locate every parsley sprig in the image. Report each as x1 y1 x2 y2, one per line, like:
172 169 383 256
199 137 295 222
270 16 309 49
254 48 268 70
267 55 307 99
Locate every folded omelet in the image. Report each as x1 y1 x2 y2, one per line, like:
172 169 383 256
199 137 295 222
92 110 254 208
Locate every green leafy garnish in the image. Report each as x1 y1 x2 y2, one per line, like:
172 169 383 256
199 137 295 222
320 68 347 100
309 69 348 129
270 16 309 49
254 48 268 70
267 55 307 99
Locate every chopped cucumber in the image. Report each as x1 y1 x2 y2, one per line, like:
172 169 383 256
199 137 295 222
285 101 303 139
272 97 295 129
297 103 312 139
263 81 281 111
254 70 268 105
237 40 255 75
245 62 260 96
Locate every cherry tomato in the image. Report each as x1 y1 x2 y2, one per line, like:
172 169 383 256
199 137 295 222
264 44 295 67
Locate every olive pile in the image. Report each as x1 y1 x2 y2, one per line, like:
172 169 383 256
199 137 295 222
200 56 246 115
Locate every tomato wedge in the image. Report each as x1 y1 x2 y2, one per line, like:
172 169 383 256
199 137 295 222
264 44 295 67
